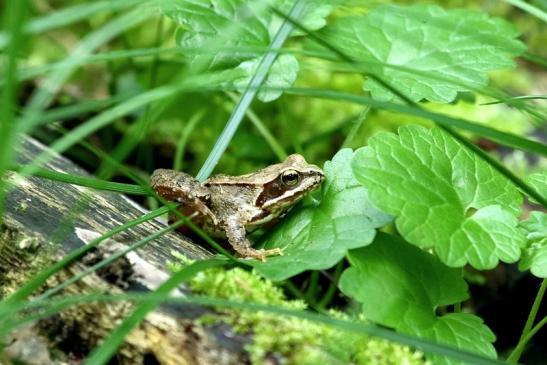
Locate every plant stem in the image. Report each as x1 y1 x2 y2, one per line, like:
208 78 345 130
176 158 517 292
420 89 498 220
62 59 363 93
507 279 547 363
280 98 304 154
283 280 306 301
174 110 205 171
196 0 308 181
341 106 370 148
225 92 287 161
504 0 547 23
305 270 321 305
507 315 547 364
317 260 344 310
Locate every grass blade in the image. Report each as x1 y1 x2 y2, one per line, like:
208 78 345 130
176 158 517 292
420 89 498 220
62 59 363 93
27 94 135 127
174 110 206 171
0 206 173 320
507 279 547 363
34 221 184 302
19 6 154 131
0 0 29 216
225 92 287 161
9 165 148 195
1 48 177 86
82 258 228 365
523 52 547 69
504 0 547 23
196 0 309 181
21 85 193 178
96 17 167 180
0 0 147 49
19 292 513 365
285 87 547 157
480 95 547 105
18 71 233 179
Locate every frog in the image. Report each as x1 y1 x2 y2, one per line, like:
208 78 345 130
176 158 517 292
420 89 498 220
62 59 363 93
150 154 324 260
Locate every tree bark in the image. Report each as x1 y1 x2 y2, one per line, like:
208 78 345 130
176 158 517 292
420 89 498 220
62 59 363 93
1 137 248 365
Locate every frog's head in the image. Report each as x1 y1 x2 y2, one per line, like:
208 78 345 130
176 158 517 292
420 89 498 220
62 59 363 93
256 154 324 210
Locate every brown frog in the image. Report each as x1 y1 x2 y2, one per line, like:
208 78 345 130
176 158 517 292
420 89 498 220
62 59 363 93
150 154 324 260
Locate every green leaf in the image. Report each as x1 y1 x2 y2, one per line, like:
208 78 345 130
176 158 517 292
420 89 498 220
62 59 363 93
165 0 270 68
519 211 547 278
352 125 525 269
340 233 497 365
340 234 468 329
233 54 299 102
410 314 497 365
163 0 333 66
160 0 334 101
278 0 333 34
252 149 391 281
526 171 547 203
315 4 526 102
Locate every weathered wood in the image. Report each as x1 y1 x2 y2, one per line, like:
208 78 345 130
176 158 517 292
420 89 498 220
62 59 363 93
0 137 248 365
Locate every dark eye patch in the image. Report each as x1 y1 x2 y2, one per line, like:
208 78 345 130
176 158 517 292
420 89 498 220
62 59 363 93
256 178 286 207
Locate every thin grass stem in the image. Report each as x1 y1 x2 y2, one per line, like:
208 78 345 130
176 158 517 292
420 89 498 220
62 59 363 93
225 92 287 160
0 0 29 217
196 0 308 181
15 292 514 365
507 279 547 363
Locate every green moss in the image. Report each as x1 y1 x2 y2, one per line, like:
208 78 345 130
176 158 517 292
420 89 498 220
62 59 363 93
183 265 428 365
0 224 45 297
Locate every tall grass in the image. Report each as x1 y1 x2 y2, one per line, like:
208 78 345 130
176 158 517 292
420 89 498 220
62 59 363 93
0 0 29 215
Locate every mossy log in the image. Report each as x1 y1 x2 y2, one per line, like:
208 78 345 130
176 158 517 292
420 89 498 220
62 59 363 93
0 137 248 365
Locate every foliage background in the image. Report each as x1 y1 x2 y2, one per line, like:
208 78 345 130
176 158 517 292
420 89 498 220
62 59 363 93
1 0 546 364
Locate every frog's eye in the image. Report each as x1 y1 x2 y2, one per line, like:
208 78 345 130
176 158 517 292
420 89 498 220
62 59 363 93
281 169 300 187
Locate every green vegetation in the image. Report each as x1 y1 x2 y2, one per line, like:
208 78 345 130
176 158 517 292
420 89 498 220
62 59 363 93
188 266 428 365
1 0 546 364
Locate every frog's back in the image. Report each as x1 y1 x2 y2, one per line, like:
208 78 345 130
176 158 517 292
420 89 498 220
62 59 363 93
150 169 209 202
150 169 219 232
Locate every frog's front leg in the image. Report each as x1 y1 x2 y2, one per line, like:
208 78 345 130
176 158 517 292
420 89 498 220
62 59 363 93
224 216 282 261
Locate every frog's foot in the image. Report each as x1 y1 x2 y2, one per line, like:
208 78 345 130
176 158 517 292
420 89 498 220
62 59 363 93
240 247 283 262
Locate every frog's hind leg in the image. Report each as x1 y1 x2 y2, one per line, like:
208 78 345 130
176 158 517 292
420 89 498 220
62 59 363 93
224 216 282 261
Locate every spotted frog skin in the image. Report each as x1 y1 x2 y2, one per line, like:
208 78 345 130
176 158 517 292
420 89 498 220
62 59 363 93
150 154 324 260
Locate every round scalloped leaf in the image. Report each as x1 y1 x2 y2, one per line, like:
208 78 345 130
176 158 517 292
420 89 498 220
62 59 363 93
166 0 271 68
526 171 546 204
233 54 299 102
160 0 334 101
519 211 547 278
251 149 392 281
340 234 469 329
314 4 526 103
408 313 496 365
340 234 496 365
352 125 525 269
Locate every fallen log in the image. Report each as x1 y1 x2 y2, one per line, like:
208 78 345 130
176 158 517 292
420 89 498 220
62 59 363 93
0 136 248 365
